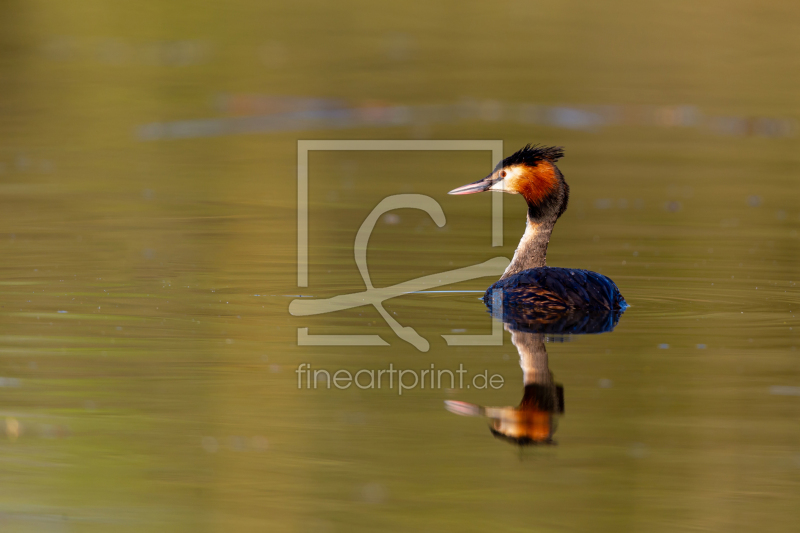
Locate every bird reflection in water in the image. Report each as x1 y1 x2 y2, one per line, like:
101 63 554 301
445 300 624 446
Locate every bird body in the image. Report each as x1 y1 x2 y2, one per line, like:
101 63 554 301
449 144 626 311
486 266 625 311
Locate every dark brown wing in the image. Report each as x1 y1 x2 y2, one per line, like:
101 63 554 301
483 267 626 335
485 267 626 311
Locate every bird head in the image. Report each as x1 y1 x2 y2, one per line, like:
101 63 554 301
449 144 570 221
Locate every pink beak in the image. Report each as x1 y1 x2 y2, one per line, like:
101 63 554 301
448 173 496 195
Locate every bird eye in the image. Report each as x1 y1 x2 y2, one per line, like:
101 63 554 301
499 170 507 178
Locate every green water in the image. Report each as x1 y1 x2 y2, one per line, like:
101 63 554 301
0 1 799 531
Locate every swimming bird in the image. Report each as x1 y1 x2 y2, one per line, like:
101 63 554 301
449 144 626 311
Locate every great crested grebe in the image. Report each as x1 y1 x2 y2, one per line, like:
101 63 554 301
449 144 626 311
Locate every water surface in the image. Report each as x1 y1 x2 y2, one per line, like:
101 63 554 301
0 1 799 531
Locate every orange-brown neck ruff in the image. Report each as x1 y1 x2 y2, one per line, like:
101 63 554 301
506 162 559 206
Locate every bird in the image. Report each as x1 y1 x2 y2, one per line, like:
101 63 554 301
449 144 626 311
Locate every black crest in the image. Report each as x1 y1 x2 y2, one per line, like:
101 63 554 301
495 144 565 171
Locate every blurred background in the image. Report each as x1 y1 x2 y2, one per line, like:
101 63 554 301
0 1 799 531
